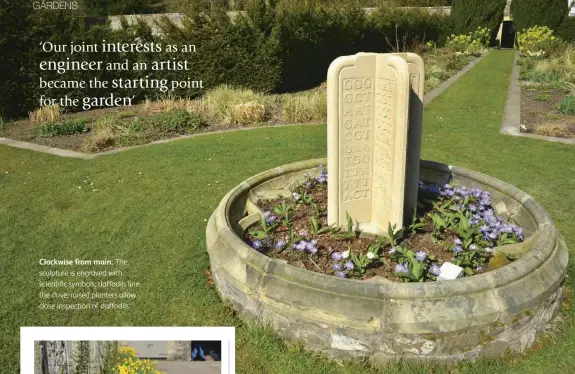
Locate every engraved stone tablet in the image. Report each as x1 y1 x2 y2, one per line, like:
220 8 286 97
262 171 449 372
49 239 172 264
327 53 412 235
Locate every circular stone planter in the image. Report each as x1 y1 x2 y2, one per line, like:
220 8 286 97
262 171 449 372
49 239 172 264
206 158 568 364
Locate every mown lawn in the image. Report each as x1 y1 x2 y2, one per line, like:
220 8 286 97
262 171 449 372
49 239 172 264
1 50 574 373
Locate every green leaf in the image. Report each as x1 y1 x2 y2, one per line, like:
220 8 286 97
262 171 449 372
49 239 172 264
249 230 267 239
346 212 354 234
310 216 319 233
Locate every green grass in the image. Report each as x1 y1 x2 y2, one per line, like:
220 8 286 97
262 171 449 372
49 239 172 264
1 50 574 373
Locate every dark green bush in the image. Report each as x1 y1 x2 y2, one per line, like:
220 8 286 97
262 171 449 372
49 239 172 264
557 96 575 115
269 4 451 91
158 5 282 95
557 16 575 41
38 118 87 137
450 0 506 44
511 0 569 31
0 3 33 120
145 109 206 132
79 0 161 16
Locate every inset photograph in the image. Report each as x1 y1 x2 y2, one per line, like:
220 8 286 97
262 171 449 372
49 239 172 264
22 327 234 374
35 341 222 374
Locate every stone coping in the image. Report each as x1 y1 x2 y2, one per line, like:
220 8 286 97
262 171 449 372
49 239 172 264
500 52 575 145
211 158 564 300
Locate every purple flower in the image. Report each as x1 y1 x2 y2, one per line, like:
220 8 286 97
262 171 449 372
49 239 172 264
460 189 470 198
480 225 490 233
469 244 477 250
446 189 455 197
443 183 452 189
266 215 277 224
333 263 342 271
305 241 316 251
388 246 397 255
480 198 491 206
292 192 300 201
251 239 263 250
306 181 313 189
455 204 463 210
513 226 523 238
484 208 494 217
481 191 491 198
331 251 342 261
307 246 318 255
430 263 441 276
454 195 461 202
500 224 513 233
335 271 347 278
470 217 480 225
264 211 271 218
488 231 498 240
344 261 354 270
276 240 286 249
471 188 482 197
394 263 409 273
316 169 328 184
427 185 439 193
310 239 318 246
415 251 427 262
295 241 307 251
453 245 463 254
468 204 477 212
454 238 463 245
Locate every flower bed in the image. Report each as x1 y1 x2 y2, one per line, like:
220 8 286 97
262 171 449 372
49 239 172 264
516 26 575 139
244 165 524 283
206 158 567 363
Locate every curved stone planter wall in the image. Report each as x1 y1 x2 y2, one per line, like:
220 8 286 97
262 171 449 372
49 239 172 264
206 159 568 364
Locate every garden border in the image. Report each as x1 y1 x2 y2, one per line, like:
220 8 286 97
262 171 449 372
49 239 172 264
500 52 575 145
0 53 488 159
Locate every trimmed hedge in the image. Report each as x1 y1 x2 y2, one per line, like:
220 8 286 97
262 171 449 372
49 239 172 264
0 3 37 119
265 4 452 91
229 0 453 11
557 16 575 41
450 0 506 44
511 0 569 32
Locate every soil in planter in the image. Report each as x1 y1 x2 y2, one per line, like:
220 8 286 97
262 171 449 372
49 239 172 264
244 170 524 283
520 88 575 138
